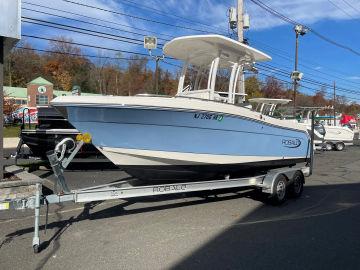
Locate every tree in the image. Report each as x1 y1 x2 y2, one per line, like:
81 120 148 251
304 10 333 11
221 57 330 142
4 41 43 87
261 77 286 98
245 76 262 99
312 88 327 106
43 36 92 91
3 95 19 115
159 70 177 95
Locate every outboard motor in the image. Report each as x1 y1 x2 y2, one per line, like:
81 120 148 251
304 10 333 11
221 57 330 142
314 123 326 137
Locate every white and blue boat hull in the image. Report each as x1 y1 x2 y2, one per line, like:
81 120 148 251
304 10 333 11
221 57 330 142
52 96 311 182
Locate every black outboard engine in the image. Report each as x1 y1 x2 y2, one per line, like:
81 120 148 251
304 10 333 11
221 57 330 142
314 123 326 137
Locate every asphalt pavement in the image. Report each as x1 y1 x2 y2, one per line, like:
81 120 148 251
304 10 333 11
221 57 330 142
1 146 360 270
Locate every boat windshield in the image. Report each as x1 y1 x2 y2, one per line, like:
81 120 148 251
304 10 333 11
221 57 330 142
249 98 292 118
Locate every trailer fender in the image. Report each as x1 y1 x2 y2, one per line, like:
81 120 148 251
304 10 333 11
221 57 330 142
261 168 305 195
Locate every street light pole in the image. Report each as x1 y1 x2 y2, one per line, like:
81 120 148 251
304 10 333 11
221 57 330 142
143 36 163 95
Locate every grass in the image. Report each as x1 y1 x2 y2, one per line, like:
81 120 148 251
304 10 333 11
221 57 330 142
3 125 21 138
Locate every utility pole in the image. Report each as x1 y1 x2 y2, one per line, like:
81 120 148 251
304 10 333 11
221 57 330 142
237 0 245 103
293 31 299 115
292 25 307 116
333 81 336 126
0 37 4 179
154 57 161 95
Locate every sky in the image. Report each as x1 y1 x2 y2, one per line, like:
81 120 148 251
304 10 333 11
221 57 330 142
21 0 360 102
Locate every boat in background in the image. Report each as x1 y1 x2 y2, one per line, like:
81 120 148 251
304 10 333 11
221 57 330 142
248 99 354 151
51 35 311 182
17 106 99 160
298 107 354 150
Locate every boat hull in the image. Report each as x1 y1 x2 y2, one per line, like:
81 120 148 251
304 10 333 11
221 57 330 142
53 100 310 181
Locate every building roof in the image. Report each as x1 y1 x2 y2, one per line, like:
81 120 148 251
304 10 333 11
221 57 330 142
28 77 53 86
4 86 100 99
4 86 28 98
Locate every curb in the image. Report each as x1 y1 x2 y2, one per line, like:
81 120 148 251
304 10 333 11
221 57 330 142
0 165 55 201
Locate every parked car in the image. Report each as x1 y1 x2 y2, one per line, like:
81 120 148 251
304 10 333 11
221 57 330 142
3 114 14 125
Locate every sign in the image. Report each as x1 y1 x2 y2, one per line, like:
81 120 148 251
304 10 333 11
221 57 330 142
37 86 47 94
12 107 38 124
0 0 21 55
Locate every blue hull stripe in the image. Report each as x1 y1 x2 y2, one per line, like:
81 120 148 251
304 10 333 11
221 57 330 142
66 107 310 158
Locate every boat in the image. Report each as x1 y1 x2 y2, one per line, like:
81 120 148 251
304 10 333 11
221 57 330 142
298 107 354 150
17 106 99 160
248 99 353 150
51 35 311 182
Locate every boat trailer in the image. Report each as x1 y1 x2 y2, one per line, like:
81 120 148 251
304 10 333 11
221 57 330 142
0 118 315 253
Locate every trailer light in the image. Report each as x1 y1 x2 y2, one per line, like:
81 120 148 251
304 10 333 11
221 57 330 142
76 134 83 142
76 133 92 144
82 133 92 143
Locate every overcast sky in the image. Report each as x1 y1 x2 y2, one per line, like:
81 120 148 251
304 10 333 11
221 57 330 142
21 0 360 101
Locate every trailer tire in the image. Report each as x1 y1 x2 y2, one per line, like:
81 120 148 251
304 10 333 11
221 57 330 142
270 174 287 205
335 142 345 151
288 171 304 198
324 142 333 151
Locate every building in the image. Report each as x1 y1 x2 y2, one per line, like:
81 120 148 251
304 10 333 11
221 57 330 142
4 77 98 107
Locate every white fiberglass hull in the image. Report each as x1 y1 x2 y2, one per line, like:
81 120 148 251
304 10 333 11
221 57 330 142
52 96 311 181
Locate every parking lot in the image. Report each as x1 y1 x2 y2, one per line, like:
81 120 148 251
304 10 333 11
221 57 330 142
1 146 360 270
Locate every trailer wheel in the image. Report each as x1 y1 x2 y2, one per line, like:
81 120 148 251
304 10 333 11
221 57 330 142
324 142 333 151
335 142 345 151
289 171 304 198
270 174 287 205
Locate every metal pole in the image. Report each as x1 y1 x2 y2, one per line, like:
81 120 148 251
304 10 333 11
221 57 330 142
293 32 299 116
155 57 159 95
237 0 245 103
309 110 315 176
333 81 336 126
0 37 4 179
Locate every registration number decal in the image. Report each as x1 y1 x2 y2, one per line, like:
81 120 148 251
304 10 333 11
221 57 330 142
194 113 224 122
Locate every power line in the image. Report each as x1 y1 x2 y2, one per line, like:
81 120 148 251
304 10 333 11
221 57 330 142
252 41 360 91
22 17 149 47
251 37 360 85
340 0 360 14
248 0 360 57
17 46 180 69
22 1 176 39
61 0 217 34
17 46 149 61
22 7 170 42
326 0 356 18
22 34 150 56
257 64 360 101
21 34 177 61
257 62 360 95
258 70 360 101
117 0 227 34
